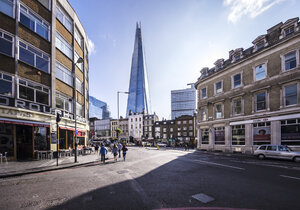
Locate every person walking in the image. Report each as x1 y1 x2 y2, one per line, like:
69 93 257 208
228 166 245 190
117 142 123 158
122 144 128 161
112 144 118 162
99 144 107 163
94 143 99 155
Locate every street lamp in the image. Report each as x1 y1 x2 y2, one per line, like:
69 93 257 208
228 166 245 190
73 57 84 163
117 91 129 141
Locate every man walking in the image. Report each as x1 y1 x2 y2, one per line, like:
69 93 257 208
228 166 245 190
99 144 107 163
122 144 128 161
117 142 123 158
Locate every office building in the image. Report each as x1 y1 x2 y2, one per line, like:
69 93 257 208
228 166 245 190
89 95 110 120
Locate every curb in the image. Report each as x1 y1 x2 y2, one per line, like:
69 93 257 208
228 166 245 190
0 159 102 179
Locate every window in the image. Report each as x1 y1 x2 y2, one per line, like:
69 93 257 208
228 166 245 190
215 103 223 119
256 92 266 111
37 0 51 10
177 121 181 125
76 102 83 116
178 127 181 131
189 126 193 130
170 128 173 132
201 87 207 99
255 64 266 81
18 79 49 105
253 122 271 145
56 92 73 113
201 129 209 144
285 27 294 36
74 27 83 48
232 98 242 115
200 108 207 121
56 4 72 33
19 4 50 40
267 145 277 151
215 127 225 144
0 0 14 18
18 40 50 73
215 81 222 94
183 121 187 124
233 73 241 88
234 54 240 61
231 125 245 145
284 51 296 71
56 32 73 59
183 127 187 130
0 72 13 96
189 132 193 136
74 51 83 71
76 77 83 94
281 119 300 145
178 132 181 136
56 62 73 86
284 84 298 106
163 128 166 132
256 41 264 51
0 30 14 57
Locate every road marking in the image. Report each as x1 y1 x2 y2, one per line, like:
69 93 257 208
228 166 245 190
193 159 245 170
192 193 215 203
280 175 300 180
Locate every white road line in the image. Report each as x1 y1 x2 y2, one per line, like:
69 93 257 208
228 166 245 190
280 175 300 180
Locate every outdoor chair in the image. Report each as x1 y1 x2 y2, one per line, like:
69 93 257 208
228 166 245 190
0 152 8 164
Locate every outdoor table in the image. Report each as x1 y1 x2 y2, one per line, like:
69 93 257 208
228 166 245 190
37 150 53 160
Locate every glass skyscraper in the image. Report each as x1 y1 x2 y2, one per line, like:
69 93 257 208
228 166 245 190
89 96 110 119
126 23 151 117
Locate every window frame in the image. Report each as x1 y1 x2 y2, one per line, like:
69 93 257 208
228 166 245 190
214 80 223 95
0 0 15 18
55 91 73 113
19 2 50 41
75 77 83 94
281 50 299 72
56 31 73 59
253 62 267 82
0 28 14 57
255 91 267 112
214 102 224 119
232 97 243 116
74 51 83 71
232 72 242 89
0 71 14 97
55 61 73 86
18 39 50 73
200 107 207 121
201 86 207 99
283 83 298 107
74 27 83 48
56 3 73 33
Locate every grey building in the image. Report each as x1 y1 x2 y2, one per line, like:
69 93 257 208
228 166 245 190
94 119 111 140
171 84 196 119
143 113 158 140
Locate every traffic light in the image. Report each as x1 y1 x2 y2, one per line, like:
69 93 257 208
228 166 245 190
56 112 62 123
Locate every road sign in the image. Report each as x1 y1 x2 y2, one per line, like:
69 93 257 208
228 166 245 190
76 130 78 135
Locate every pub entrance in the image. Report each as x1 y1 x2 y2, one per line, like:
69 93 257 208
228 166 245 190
16 125 33 160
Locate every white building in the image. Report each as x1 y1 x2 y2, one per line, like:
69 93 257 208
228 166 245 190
128 112 144 141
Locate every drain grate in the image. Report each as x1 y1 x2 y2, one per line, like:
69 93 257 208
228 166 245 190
116 170 128 174
192 193 214 203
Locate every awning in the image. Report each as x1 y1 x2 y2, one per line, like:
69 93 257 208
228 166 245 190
0 117 50 127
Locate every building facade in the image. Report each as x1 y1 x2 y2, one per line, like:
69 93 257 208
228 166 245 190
126 23 151 117
110 119 118 140
94 119 110 140
171 84 196 120
119 117 129 142
128 112 144 142
195 17 300 153
0 0 89 160
143 113 158 140
89 95 110 120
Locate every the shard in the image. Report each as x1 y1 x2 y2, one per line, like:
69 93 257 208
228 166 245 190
126 23 151 116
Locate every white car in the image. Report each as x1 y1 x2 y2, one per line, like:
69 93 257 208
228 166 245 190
157 143 167 147
254 144 300 162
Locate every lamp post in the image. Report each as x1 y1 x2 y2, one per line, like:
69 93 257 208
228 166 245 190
117 91 129 141
73 57 84 163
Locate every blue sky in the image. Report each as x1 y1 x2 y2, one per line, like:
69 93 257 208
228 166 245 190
69 0 300 119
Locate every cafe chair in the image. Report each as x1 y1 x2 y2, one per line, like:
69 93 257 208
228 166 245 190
0 152 8 164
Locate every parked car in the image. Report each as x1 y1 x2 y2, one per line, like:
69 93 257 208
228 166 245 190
157 143 167 147
254 144 300 162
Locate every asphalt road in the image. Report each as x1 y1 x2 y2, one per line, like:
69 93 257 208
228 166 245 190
0 147 300 210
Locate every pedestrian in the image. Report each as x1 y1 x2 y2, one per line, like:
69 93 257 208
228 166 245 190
95 143 99 155
99 144 107 163
122 144 128 161
112 144 118 162
117 142 123 158
185 143 188 151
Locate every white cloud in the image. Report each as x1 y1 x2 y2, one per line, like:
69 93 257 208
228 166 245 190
87 37 95 55
224 0 285 23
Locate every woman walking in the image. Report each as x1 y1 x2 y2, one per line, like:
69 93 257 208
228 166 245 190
112 144 118 162
122 144 128 161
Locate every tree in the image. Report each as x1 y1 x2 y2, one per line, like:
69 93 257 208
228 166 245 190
115 127 122 140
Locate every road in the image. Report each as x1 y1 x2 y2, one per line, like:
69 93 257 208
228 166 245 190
0 147 300 210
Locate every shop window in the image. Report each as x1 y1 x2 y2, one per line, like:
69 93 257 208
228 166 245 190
231 125 245 145
18 79 49 105
281 119 300 146
253 122 271 145
56 62 73 86
284 51 296 71
0 123 14 156
56 32 73 59
19 4 50 40
255 64 266 81
0 29 14 57
0 72 13 96
0 0 14 18
255 92 266 111
215 127 225 145
56 4 72 33
284 84 298 106
18 40 50 73
232 98 242 115
56 92 73 113
34 127 49 151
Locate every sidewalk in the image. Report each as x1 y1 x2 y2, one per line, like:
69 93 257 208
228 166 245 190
0 153 106 178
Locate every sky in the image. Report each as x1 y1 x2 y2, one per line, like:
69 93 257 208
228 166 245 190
69 0 300 120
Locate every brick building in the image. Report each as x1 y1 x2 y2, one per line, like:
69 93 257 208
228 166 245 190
195 17 300 153
0 0 89 160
